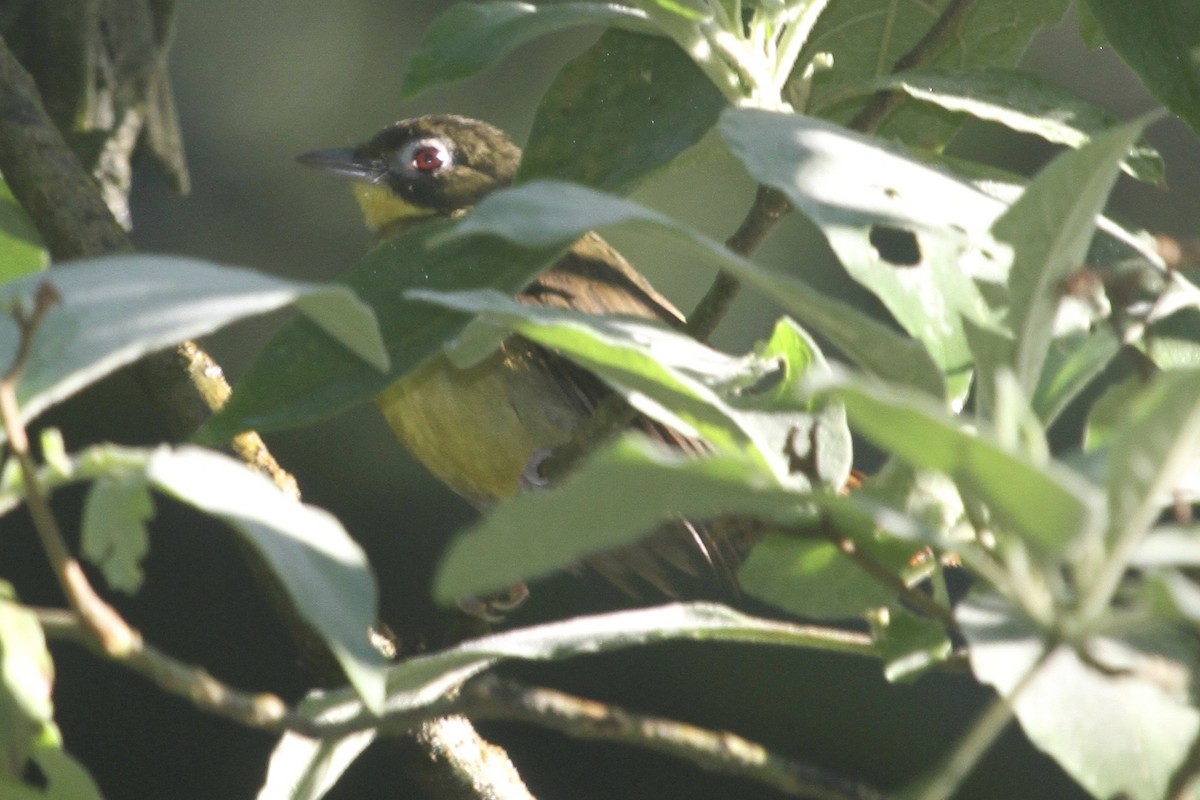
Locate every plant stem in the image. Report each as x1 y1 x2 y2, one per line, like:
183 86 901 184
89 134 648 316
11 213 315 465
902 645 1055 800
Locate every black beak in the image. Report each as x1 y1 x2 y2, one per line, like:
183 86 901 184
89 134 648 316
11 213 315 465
296 147 382 182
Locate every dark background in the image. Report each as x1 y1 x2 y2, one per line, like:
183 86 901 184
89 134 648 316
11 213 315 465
11 2 1200 798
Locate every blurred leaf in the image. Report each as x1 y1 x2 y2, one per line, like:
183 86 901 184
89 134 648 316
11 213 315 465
2 746 104 800
877 608 953 683
1143 308 1200 370
738 533 899 620
1085 0 1200 137
997 114 1160 394
520 29 725 193
257 726 375 800
808 370 1104 555
201 222 563 441
414 290 849 488
719 108 1003 402
1104 369 1200 545
959 589 1200 800
435 434 802 601
146 446 388 714
872 67 1163 184
0 179 47 283
0 256 384 431
296 602 876 724
444 178 946 397
1032 329 1121 425
802 0 1070 145
1130 525 1200 568
0 583 54 779
401 2 654 97
81 477 154 594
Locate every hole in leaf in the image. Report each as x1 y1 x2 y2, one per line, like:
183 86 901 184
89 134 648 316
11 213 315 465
869 225 921 266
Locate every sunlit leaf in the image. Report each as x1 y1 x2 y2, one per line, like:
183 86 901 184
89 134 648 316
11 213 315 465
146 446 388 713
293 602 876 729
808 370 1104 554
960 589 1200 800
0 256 384 432
435 434 802 601
201 223 563 441
81 477 154 594
720 108 1003 402
872 67 1163 183
442 179 945 398
997 113 1159 394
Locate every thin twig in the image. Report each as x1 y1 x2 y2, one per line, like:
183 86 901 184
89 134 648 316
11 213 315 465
460 675 890 800
848 0 979 135
904 644 1055 800
814 517 958 631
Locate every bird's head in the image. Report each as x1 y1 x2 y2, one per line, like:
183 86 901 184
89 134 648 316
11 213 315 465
297 114 521 237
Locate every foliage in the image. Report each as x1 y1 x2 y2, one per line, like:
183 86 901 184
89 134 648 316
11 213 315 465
3 1 1200 799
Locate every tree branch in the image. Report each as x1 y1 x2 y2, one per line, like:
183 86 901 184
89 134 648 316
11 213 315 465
459 675 890 800
848 0 980 135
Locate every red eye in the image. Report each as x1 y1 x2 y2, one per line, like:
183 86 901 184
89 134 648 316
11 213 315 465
412 146 444 172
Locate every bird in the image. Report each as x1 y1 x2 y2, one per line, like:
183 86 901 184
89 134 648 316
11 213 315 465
297 114 744 604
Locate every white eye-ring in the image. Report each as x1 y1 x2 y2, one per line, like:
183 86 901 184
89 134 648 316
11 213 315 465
400 138 453 174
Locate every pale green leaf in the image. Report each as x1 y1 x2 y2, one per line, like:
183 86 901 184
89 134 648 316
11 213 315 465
0 256 385 430
81 478 154 594
719 108 1003 402
808 370 1104 554
413 289 850 488
435 434 803 602
293 602 877 730
146 446 388 713
960 589 1200 800
442 179 945 397
1104 369 1200 546
874 67 1163 184
997 113 1161 394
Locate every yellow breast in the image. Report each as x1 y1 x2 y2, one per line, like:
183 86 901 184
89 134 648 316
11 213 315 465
375 340 584 507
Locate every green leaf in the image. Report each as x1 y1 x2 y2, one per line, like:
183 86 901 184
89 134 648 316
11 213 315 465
435 434 803 602
201 222 563 441
719 108 1002 403
0 179 47 283
876 608 953 683
295 602 876 727
1032 329 1121 425
959 589 1200 800
0 255 384 430
1085 0 1200 137
808 370 1104 555
738 532 898 620
145 446 388 713
443 178 946 398
802 0 1070 145
520 29 726 193
1104 369 1200 546
401 2 654 97
412 290 849 488
872 67 1164 184
1 745 104 800
997 113 1161 395
258 726 376 800
81 477 154 594
0 583 55 778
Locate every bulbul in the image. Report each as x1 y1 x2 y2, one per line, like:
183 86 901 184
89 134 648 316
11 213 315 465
298 114 740 598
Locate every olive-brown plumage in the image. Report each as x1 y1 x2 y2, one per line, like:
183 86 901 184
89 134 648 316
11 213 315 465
299 115 740 596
